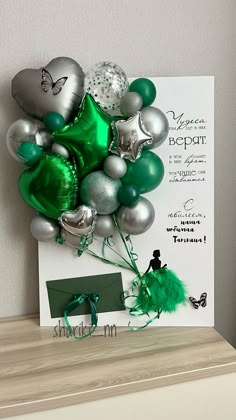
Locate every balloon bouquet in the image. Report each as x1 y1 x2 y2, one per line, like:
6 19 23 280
7 58 186 331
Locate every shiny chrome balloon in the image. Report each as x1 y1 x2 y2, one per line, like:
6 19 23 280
110 112 153 162
6 118 43 161
141 106 169 149
59 205 97 237
116 197 155 235
94 215 116 237
30 214 59 242
120 92 143 117
103 155 127 179
52 142 70 159
35 128 52 149
80 171 121 215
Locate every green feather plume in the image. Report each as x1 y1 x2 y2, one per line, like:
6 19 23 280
136 268 187 315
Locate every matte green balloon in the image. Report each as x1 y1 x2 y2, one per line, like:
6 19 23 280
17 141 42 166
53 94 117 179
121 151 164 193
129 78 156 107
18 154 78 219
43 112 65 133
118 185 140 207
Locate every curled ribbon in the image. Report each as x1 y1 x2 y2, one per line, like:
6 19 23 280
64 293 99 339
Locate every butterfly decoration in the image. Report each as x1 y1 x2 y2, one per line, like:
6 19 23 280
189 292 207 309
41 69 68 95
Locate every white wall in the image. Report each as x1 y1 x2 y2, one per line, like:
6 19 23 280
0 0 235 345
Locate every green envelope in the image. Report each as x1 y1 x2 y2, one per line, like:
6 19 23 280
46 272 125 319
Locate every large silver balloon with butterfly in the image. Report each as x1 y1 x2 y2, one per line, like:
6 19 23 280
12 57 84 123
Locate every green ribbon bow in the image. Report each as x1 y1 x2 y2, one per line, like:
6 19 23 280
64 293 99 339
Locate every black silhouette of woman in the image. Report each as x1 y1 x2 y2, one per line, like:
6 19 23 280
145 250 167 274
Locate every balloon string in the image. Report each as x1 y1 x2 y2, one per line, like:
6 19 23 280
128 311 161 331
99 237 136 272
64 293 99 339
85 248 136 272
125 235 138 261
113 216 141 277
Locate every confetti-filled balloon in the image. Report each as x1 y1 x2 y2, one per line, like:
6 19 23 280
84 61 129 111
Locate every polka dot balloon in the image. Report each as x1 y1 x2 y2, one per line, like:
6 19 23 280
84 61 129 111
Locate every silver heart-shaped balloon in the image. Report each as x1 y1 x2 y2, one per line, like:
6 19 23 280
12 57 84 123
59 205 97 237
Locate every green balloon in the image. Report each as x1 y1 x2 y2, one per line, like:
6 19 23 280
129 78 156 107
43 112 65 133
121 151 164 193
18 154 78 219
118 185 140 207
53 94 117 179
17 142 42 166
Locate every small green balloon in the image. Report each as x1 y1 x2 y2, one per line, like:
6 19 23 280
129 78 156 107
118 185 140 207
121 151 164 193
43 112 65 133
17 141 42 166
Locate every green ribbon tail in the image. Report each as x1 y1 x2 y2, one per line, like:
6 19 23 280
128 311 161 331
100 237 137 272
64 293 99 339
113 216 141 276
85 248 136 272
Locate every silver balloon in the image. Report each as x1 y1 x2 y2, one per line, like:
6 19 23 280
103 155 127 179
35 128 53 149
12 57 84 123
141 107 169 149
94 215 116 237
59 206 97 237
116 197 155 235
84 61 128 111
30 214 59 242
120 92 143 117
61 228 93 250
80 171 121 215
6 118 45 161
110 112 153 162
52 142 70 159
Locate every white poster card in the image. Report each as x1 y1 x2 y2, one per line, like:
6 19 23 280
39 76 214 328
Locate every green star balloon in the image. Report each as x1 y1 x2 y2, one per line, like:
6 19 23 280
53 94 116 179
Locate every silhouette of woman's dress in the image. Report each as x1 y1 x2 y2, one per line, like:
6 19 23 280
134 250 186 315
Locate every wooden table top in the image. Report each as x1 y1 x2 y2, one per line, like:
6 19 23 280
0 315 235 418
